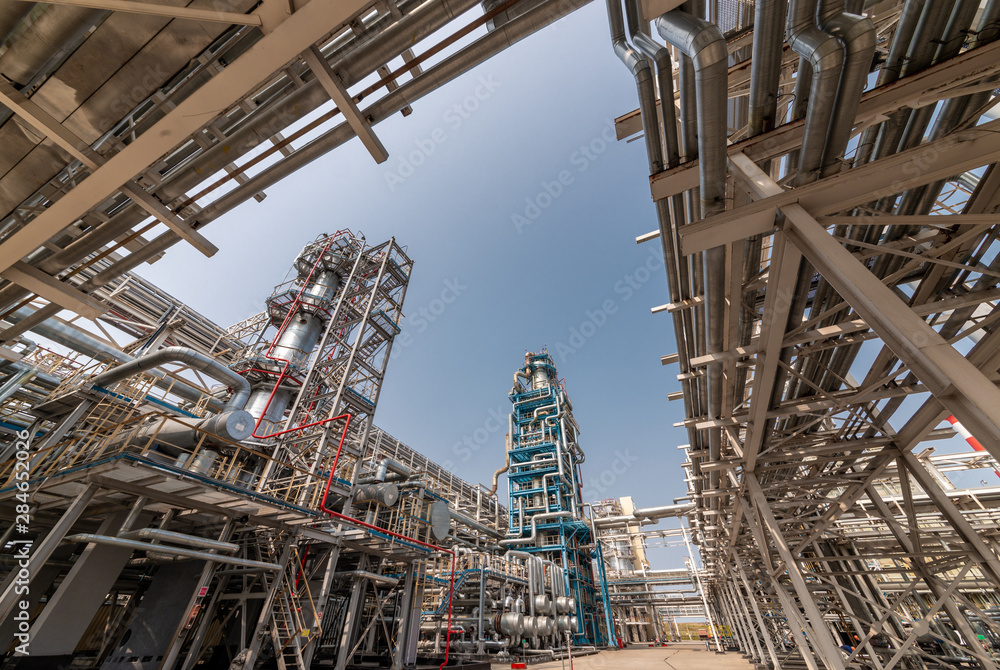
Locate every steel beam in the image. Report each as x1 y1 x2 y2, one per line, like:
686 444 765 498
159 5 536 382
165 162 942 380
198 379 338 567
0 79 218 258
32 0 263 24
0 0 372 273
302 45 389 164
639 119 1000 251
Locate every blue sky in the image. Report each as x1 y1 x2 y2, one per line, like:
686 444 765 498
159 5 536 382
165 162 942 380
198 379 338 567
135 2 696 565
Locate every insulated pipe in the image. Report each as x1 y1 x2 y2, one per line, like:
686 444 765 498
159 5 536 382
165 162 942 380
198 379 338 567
500 511 572 546
91 346 250 411
632 503 695 519
784 0 844 185
505 550 537 615
63 534 279 570
450 509 505 539
0 367 36 404
618 0 700 537
4 306 227 412
333 571 400 587
375 457 411 482
611 0 664 173
747 0 788 137
817 3 875 177
656 9 727 538
488 429 511 495
118 528 239 552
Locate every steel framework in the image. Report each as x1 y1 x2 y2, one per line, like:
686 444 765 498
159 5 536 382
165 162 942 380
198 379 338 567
610 0 1000 668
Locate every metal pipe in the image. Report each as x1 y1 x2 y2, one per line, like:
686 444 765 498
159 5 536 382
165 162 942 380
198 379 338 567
333 571 400 587
450 509 504 539
748 0 788 136
656 9 727 543
63 534 279 570
91 346 250 411
118 528 239 553
374 457 411 482
500 511 572 546
785 0 845 185
632 503 695 519
818 3 875 177
4 306 226 411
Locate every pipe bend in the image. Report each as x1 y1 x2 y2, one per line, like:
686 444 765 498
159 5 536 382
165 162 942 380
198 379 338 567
655 11 726 70
824 12 875 54
612 39 650 76
791 28 844 70
91 346 251 411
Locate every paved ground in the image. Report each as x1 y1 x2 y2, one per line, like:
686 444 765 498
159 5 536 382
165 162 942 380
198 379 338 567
492 642 754 670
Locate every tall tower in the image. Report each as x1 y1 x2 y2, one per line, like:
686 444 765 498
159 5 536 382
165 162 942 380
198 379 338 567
502 349 606 644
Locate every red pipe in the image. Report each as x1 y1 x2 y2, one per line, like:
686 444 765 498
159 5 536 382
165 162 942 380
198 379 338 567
250 239 336 440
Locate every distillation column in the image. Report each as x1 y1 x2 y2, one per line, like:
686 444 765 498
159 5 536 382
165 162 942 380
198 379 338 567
500 349 605 646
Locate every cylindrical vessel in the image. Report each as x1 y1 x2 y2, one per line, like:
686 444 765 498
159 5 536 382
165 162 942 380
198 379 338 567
533 594 552 615
352 483 400 506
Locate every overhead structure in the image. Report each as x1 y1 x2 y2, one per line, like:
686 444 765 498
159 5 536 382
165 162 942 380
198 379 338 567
0 0 592 346
610 0 1000 668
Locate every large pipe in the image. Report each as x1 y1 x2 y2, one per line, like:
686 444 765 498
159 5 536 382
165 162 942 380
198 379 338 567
747 0 788 137
592 503 694 528
500 511 572 546
817 2 875 177
4 306 226 411
91 346 250 411
333 571 400 587
450 509 505 539
91 346 254 448
785 0 844 185
118 528 239 553
63 534 279 570
656 9 727 545
633 503 695 519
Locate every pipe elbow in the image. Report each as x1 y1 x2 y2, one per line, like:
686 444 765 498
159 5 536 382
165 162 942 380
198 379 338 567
656 10 725 69
790 28 844 71
612 38 650 76
822 12 875 53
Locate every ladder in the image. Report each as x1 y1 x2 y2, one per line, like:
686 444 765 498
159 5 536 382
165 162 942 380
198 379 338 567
263 544 318 670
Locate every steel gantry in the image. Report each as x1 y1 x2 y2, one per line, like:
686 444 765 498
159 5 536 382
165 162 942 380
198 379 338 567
611 0 1000 668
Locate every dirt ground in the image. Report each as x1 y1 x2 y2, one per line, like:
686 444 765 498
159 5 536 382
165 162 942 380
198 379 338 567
492 642 754 670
